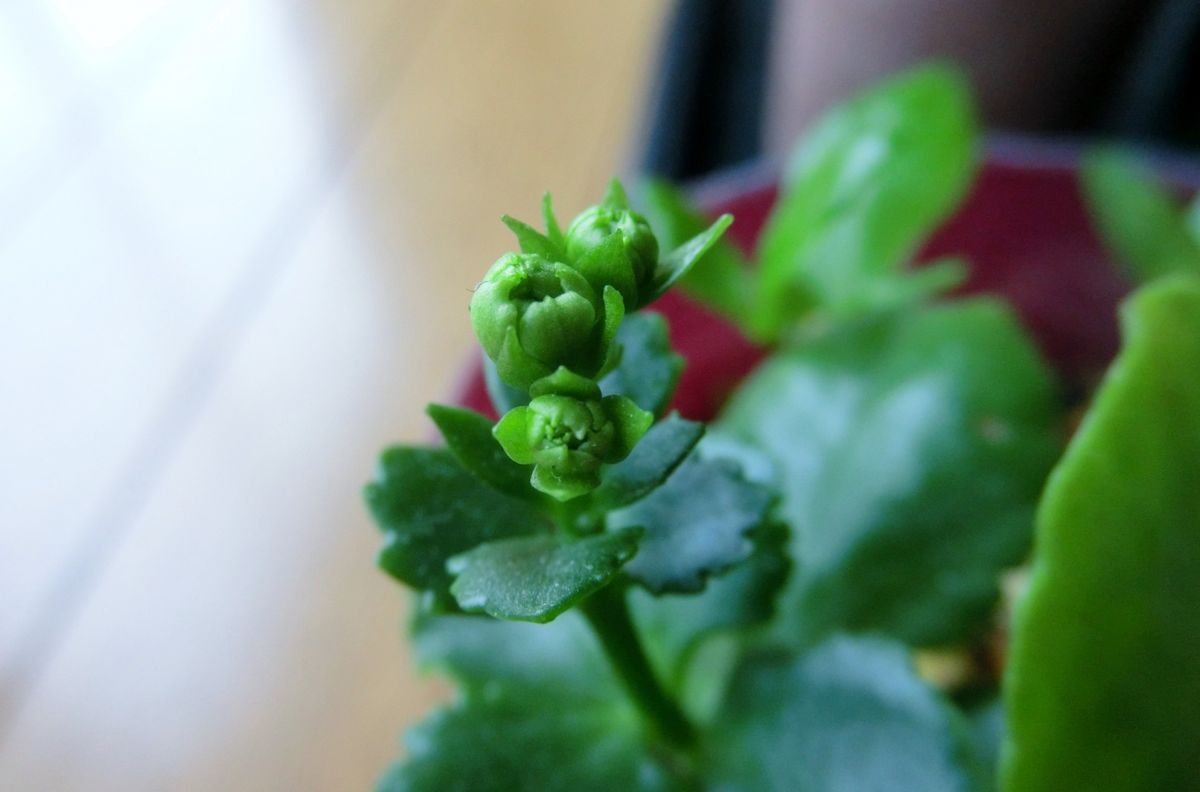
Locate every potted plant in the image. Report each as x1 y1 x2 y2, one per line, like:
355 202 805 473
363 65 1200 791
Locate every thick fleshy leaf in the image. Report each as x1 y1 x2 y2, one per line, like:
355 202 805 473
967 699 1004 789
378 692 677 792
364 448 548 602
599 312 684 416
631 520 790 695
388 609 679 792
447 528 642 622
1002 277 1200 792
706 637 981 792
592 413 705 509
426 404 533 499
646 214 734 303
751 64 977 337
641 179 755 324
721 298 1060 646
412 610 618 701
1080 149 1200 282
501 213 563 260
610 453 774 594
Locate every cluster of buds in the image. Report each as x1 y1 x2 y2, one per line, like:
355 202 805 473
469 181 657 501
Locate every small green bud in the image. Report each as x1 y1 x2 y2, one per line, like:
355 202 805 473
470 253 609 389
565 205 659 307
493 387 653 502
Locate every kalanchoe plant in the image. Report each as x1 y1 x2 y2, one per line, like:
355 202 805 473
366 65 1200 791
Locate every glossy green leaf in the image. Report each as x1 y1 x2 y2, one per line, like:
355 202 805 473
967 699 1003 790
500 213 563 260
1001 277 1200 792
388 609 679 792
592 413 705 509
412 610 617 702
631 520 790 692
707 637 980 792
721 298 1060 646
751 64 977 337
640 179 754 324
610 453 774 594
447 528 642 622
426 404 533 499
364 447 548 603
599 312 684 417
1080 149 1200 282
646 214 734 303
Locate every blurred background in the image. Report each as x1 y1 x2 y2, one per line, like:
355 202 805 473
1 0 1196 789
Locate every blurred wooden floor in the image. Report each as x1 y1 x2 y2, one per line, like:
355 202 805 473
0 1 668 788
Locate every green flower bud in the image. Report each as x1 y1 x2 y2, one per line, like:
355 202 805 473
470 253 608 389
493 382 653 501
565 205 659 308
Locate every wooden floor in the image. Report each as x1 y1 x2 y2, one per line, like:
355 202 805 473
0 1 668 788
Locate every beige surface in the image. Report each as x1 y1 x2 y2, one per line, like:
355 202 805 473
0 1 668 788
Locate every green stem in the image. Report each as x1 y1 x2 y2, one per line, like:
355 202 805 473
580 584 697 749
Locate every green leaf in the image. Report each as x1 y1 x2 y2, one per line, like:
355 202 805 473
412 610 619 702
500 214 563 260
483 355 529 414
706 637 981 792
641 179 755 324
646 214 735 304
388 609 679 791
364 448 548 602
721 298 1060 646
609 453 774 594
592 413 705 509
379 692 676 792
1001 277 1200 792
1080 149 1200 282
426 404 533 499
752 64 977 337
602 176 630 209
447 528 642 622
599 312 684 416
542 191 565 249
966 699 1004 791
631 520 791 694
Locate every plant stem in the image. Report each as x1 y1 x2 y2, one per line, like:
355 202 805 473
580 584 698 749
